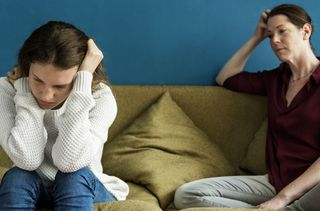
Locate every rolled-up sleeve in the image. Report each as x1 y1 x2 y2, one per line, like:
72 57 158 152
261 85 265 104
223 70 275 96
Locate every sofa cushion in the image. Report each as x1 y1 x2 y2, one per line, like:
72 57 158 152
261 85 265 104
0 166 9 183
0 147 13 168
239 119 267 175
94 200 162 211
103 92 235 209
126 182 159 206
171 208 276 211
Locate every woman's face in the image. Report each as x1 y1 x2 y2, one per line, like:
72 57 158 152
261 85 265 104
29 63 78 110
267 14 309 62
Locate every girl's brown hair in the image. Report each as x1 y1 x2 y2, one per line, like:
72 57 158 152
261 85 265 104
18 21 108 88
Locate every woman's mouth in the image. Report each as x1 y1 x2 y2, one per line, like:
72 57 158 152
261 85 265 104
275 47 286 53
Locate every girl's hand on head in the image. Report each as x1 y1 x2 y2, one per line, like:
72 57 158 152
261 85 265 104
7 66 22 86
253 10 270 42
78 39 104 74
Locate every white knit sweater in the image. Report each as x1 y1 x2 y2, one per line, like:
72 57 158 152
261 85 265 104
0 71 128 200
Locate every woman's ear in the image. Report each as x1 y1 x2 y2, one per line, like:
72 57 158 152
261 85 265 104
302 23 312 40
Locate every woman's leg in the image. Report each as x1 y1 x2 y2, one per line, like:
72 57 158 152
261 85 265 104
174 175 276 209
288 183 320 211
0 167 49 210
53 167 116 211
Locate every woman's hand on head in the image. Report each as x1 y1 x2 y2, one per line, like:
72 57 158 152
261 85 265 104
253 10 270 42
78 39 104 74
7 66 22 86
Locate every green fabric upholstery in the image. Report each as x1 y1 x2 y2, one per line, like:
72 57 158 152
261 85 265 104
0 86 273 210
239 119 267 175
109 86 267 168
0 147 13 168
103 92 235 209
0 166 9 182
173 208 275 211
94 200 162 211
126 182 160 206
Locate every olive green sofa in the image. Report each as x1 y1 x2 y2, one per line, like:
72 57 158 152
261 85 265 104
0 85 277 211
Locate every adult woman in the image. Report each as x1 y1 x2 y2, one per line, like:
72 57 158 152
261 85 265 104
174 4 320 211
0 21 128 210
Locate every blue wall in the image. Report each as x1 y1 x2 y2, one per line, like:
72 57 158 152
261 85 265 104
0 0 319 85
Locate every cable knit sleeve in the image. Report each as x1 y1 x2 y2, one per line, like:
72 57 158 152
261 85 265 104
0 78 46 170
52 71 117 172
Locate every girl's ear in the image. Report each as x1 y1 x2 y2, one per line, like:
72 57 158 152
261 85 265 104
302 23 312 40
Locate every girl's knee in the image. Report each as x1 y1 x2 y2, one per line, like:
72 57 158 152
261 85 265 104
53 167 97 205
1 167 40 187
54 167 93 188
0 167 42 206
55 167 92 179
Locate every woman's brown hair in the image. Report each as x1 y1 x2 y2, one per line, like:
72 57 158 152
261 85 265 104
18 21 108 89
267 4 314 49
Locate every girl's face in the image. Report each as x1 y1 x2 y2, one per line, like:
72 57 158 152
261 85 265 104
29 63 78 110
267 14 310 62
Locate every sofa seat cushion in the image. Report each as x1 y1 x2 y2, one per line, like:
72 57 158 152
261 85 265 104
126 182 159 206
171 208 276 211
103 92 235 209
37 200 161 211
94 200 162 211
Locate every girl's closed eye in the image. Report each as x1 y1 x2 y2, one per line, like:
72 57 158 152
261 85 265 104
278 28 287 34
34 77 42 83
54 85 67 89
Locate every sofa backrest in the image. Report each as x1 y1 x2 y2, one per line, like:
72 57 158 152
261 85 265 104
0 85 267 170
109 85 267 168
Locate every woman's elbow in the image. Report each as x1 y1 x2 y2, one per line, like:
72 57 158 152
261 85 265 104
215 76 224 86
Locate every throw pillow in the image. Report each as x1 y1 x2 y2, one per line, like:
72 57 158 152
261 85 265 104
239 119 267 174
0 166 9 182
0 147 13 168
103 92 235 209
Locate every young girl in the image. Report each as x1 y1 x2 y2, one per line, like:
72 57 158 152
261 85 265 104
0 21 128 210
175 4 319 211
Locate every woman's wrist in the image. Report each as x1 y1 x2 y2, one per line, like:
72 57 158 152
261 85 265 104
276 191 294 205
250 35 264 46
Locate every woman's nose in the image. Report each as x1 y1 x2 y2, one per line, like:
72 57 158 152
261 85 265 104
271 34 280 44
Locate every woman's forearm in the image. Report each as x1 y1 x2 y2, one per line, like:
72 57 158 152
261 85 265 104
216 36 261 86
277 158 320 204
